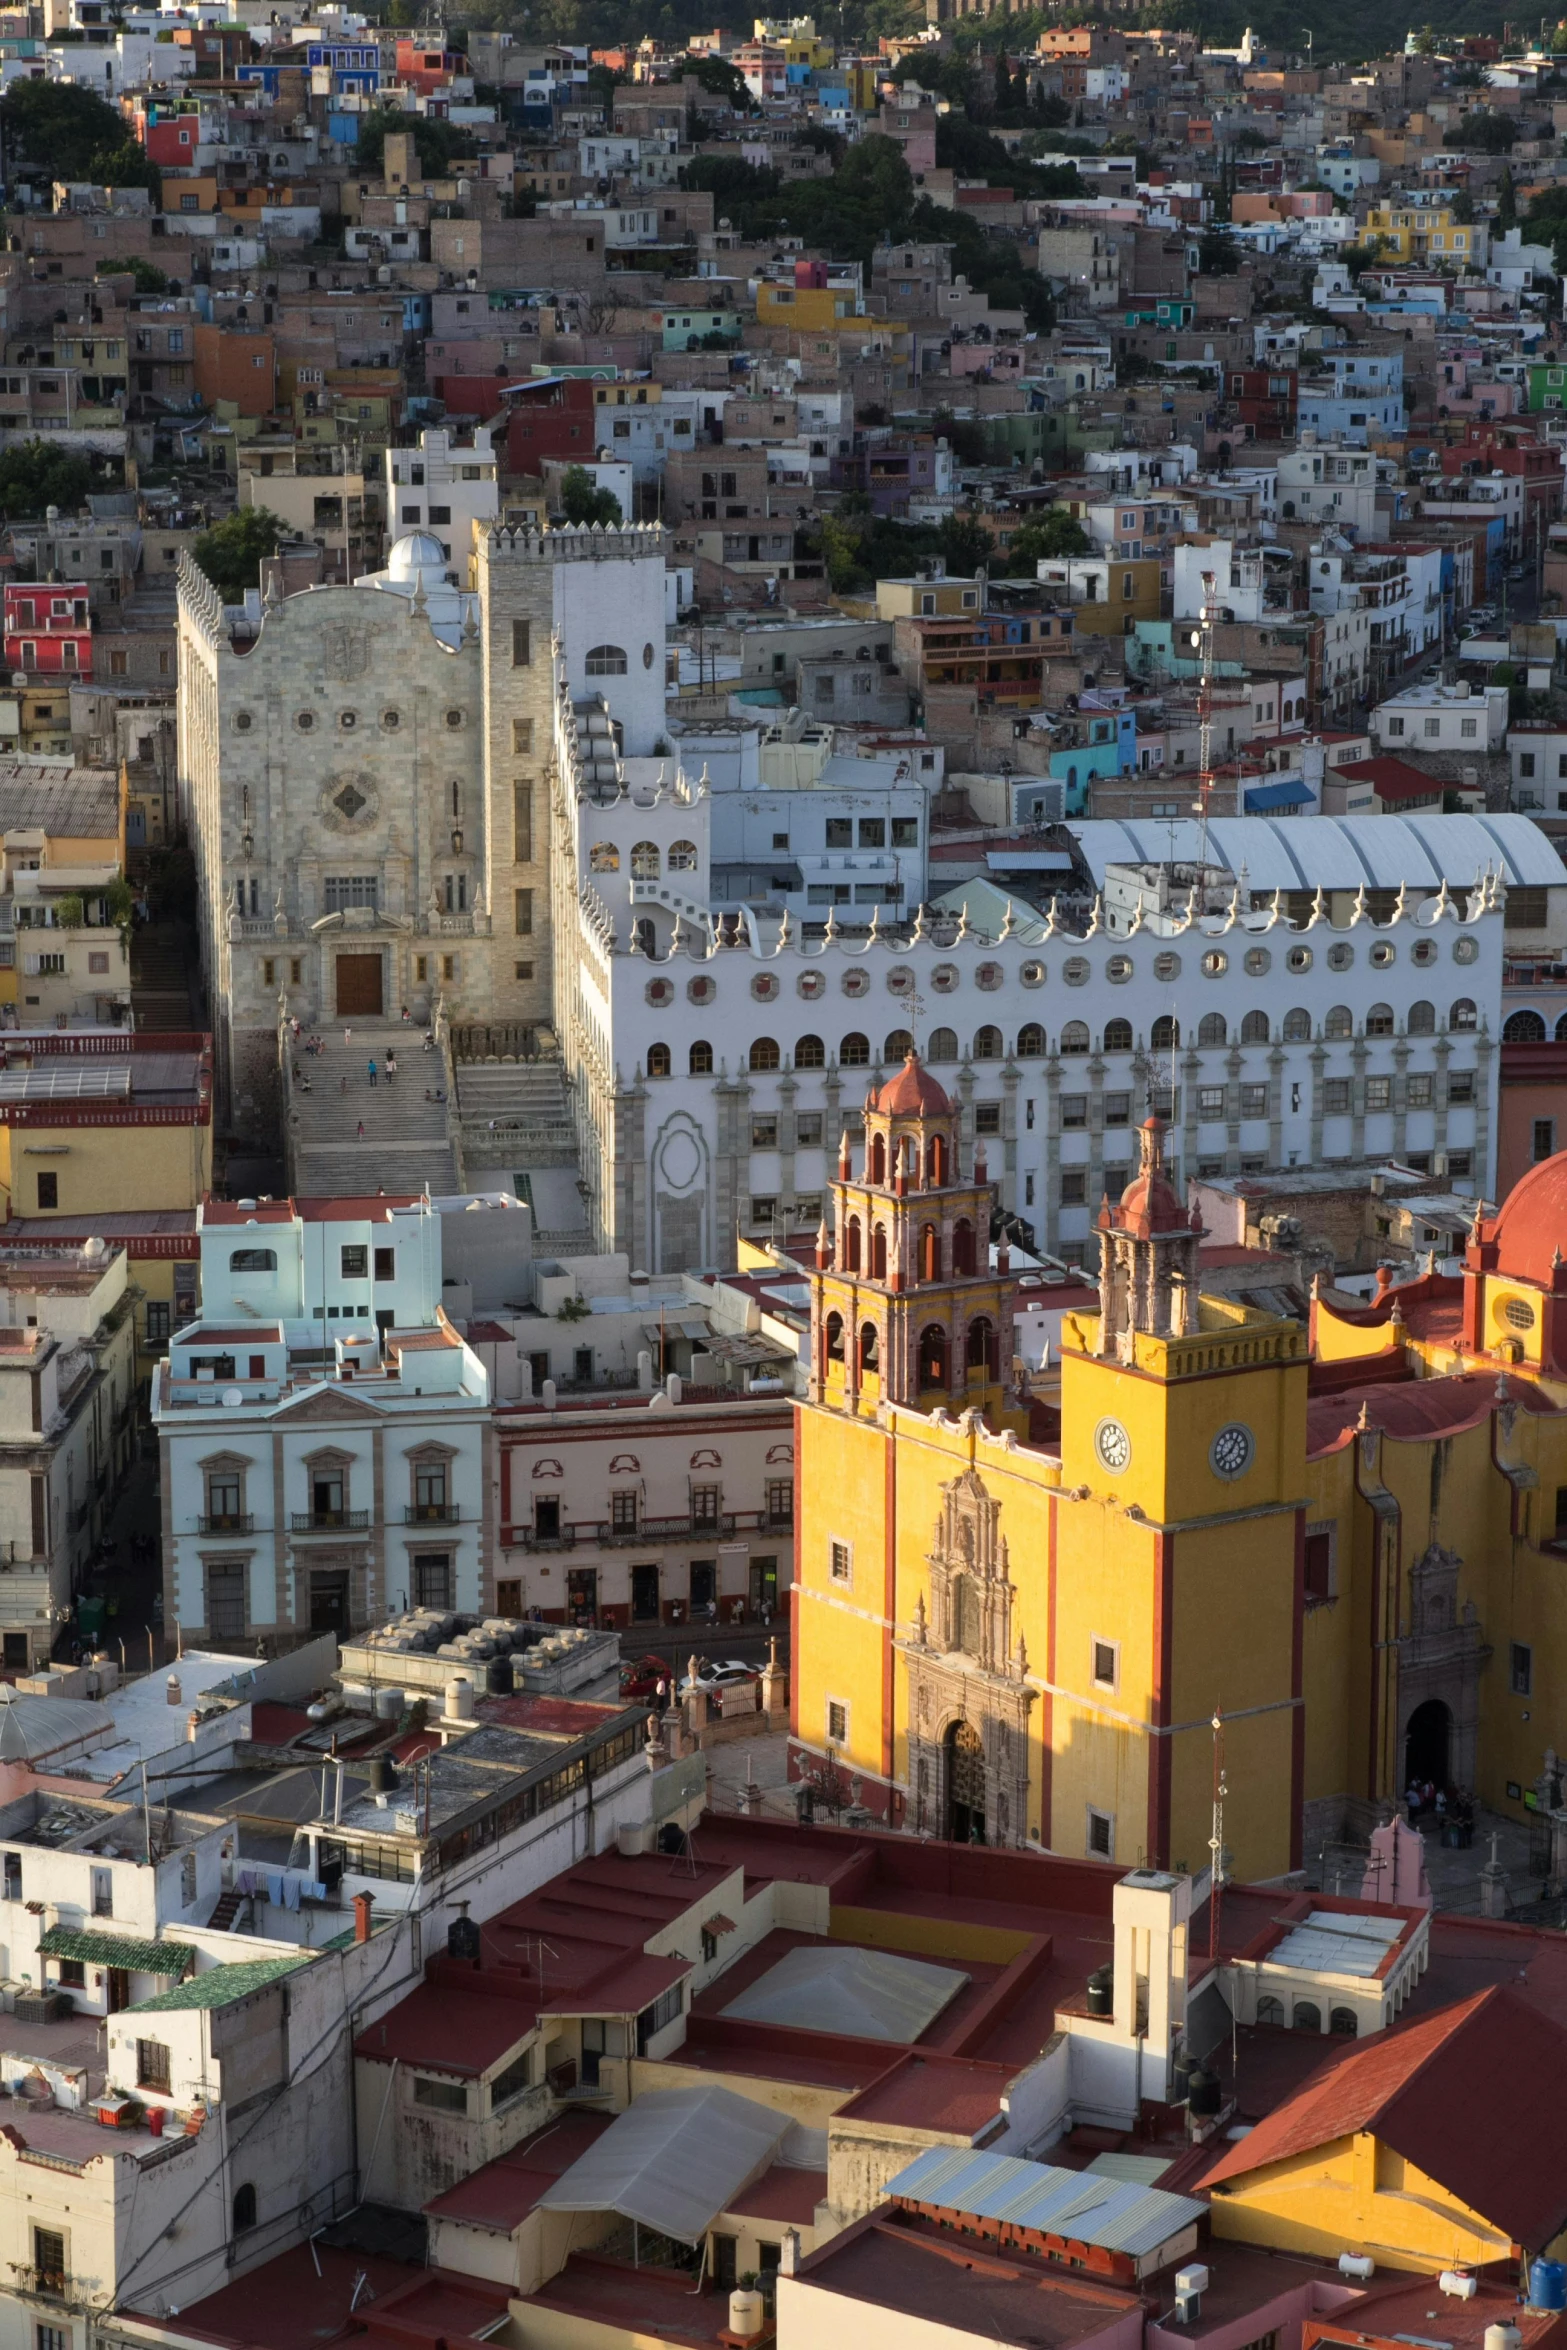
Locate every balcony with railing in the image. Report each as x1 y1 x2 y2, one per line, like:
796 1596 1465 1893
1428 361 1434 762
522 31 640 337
508 1507 796 1552
290 1509 371 1533
198 1513 256 1535
404 1502 459 1524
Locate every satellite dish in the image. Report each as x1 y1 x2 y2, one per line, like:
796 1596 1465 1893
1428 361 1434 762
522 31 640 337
221 1388 244 1408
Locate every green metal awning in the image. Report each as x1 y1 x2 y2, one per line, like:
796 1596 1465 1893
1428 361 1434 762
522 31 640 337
39 1927 193 1977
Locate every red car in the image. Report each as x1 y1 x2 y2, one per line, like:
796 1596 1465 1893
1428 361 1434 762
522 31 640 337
620 1654 673 1701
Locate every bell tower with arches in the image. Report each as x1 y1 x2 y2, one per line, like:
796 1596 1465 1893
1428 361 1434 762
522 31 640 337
808 1053 1019 1425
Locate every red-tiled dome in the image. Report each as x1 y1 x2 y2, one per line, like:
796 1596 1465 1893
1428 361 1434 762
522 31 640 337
1485 1150 1567 1290
873 1053 953 1118
1101 1115 1189 1239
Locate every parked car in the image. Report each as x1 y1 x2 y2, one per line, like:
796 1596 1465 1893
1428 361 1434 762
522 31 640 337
620 1653 672 1701
681 1660 759 1693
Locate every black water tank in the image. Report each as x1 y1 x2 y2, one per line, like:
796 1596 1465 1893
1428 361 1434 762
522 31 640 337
447 1912 481 1964
367 1752 398 1797
486 1654 514 1697
1086 1965 1114 2017
1187 2065 1222 2116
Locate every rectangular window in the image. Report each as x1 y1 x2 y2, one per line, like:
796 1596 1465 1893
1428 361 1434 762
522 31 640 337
1061 1094 1088 1129
206 1561 246 1639
412 2075 466 2112
1407 1073 1433 1109
1087 1808 1114 1860
38 2325 68 2350
512 618 531 667
340 1245 368 1278
513 782 532 864
766 1479 793 1527
1447 1150 1473 1179
1103 1092 1131 1126
1512 1640 1534 1697
974 1103 1001 1136
512 717 533 754
374 1247 395 1281
1324 1079 1352 1115
858 818 885 848
1060 1169 1087 1205
136 2039 171 2093
1535 1119 1557 1164
610 1491 638 1531
1448 1072 1475 1106
690 1485 721 1529
33 2231 64 2296
1092 1638 1118 1690
324 876 378 911
796 1112 823 1147
514 888 534 937
1240 1083 1268 1116
1198 1086 1226 1117
1507 887 1549 929
1366 1075 1391 1112
1304 1527 1335 1603
751 1116 778 1148
146 1302 170 1343
413 1554 452 1608
829 1538 852 1584
826 1699 847 1743
36 1172 57 1211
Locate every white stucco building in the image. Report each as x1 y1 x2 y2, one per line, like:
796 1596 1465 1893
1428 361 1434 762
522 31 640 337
154 1194 494 1646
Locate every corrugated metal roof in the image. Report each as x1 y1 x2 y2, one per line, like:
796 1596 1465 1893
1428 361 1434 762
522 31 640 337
887 2146 1206 2255
39 1926 192 1976
1069 813 1567 892
1268 1909 1406 1979
127 1954 314 2011
537 2084 790 2245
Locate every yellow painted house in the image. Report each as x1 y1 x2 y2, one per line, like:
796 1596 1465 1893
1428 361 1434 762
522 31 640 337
1363 201 1473 265
791 1057 1567 1881
1202 1984 1567 2270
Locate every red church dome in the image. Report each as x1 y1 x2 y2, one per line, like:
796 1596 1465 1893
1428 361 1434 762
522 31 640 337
1482 1150 1567 1290
873 1053 954 1119
1101 1115 1190 1239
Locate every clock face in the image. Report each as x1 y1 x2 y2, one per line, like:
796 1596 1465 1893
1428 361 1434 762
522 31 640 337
1210 1422 1255 1481
1094 1417 1132 1474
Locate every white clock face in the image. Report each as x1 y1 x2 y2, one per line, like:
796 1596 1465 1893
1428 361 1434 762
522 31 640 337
1210 1422 1255 1481
1094 1418 1132 1474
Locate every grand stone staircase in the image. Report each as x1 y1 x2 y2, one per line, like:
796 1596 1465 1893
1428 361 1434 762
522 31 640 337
453 1056 577 1166
286 1023 460 1197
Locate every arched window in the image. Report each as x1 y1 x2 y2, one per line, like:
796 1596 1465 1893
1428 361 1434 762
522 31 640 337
1256 1995 1284 2027
1198 1011 1227 1048
233 2183 257 2234
632 917 655 957
589 842 619 873
1506 1009 1547 1043
1292 2001 1322 2033
845 1215 862 1273
1060 1019 1090 1055
1365 1002 1394 1037
668 839 697 871
919 1325 948 1387
689 1039 713 1074
825 1310 844 1361
966 1315 994 1373
858 1321 879 1373
927 1026 959 1063
630 841 660 880
1016 1022 1046 1057
1450 998 1478 1032
1240 1009 1269 1044
884 1027 913 1063
920 1223 941 1281
1557 1011 1567 1043
926 1134 948 1186
870 1134 887 1186
1151 1014 1179 1050
1408 999 1436 1034
840 1032 870 1067
871 1225 888 1279
646 1042 671 1078
1282 1006 1311 1042
749 1037 780 1071
585 643 628 675
1324 1005 1353 1040
229 1248 276 1273
794 1033 825 1069
1103 1016 1133 1052
953 1218 976 1276
1330 2006 1358 2036
973 1024 1003 1061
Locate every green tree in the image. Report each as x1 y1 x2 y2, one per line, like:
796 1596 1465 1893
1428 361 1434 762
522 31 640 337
1459 108 1516 150
686 52 752 110
1001 511 1091 571
1 79 158 195
191 508 281 603
557 464 622 526
98 255 169 292
0 439 93 517
354 106 472 174
1199 223 1241 273
1498 163 1517 227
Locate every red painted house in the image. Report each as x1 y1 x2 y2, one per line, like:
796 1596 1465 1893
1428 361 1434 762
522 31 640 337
500 376 602 471
4 583 92 677
394 38 460 93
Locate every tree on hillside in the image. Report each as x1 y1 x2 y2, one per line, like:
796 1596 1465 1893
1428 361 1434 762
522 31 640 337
1 78 157 195
354 106 472 174
1002 511 1092 572
192 509 281 604
0 440 95 518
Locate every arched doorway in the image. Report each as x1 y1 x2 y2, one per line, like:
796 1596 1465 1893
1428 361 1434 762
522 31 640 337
945 1719 986 1844
1404 1697 1452 1791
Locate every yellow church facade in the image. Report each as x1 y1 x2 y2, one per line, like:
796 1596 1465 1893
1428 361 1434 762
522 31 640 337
791 1055 1567 1881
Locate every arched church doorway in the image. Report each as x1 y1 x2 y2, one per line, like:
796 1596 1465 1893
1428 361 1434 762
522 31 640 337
946 1719 986 1844
1404 1697 1452 1792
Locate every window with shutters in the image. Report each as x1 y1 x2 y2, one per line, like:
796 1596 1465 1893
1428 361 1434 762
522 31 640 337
512 618 531 666
513 781 532 863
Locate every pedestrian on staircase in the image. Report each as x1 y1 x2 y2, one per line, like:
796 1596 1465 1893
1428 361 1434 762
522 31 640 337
386 1053 397 1082
357 1120 365 1141
401 1005 411 1024
344 1027 352 1048
367 1058 378 1087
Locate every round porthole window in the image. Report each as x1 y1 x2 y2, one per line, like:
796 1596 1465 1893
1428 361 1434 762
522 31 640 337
1288 944 1313 973
1020 959 1046 988
339 711 357 731
1244 947 1271 977
1106 954 1132 983
234 712 253 733
1154 951 1181 981
382 709 401 730
687 975 715 1005
1411 937 1436 966
1502 1296 1536 1331
842 968 870 998
1202 949 1228 977
932 963 959 994
1063 957 1090 986
1327 942 1354 971
797 970 825 1000
296 711 315 731
751 972 779 1003
643 642 655 669
1454 935 1479 965
1370 940 1395 967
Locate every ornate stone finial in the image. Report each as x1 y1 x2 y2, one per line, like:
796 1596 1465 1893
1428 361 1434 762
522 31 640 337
696 763 711 798
670 909 686 953
1349 883 1366 927
1125 896 1144 935
1392 879 1408 924
778 907 793 947
1356 1399 1371 1432
911 902 928 945
955 901 971 943
913 1590 927 1646
410 573 428 618
1432 876 1453 922
627 924 644 957
823 905 840 945
1309 884 1325 928
1555 1243 1565 1272
1016 1630 1029 1680
461 601 478 645
1178 884 1198 934
1043 895 1059 938
1084 892 1103 938
1389 1293 1405 1326
1264 886 1283 930
999 899 1016 942
866 904 882 947
263 565 283 610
